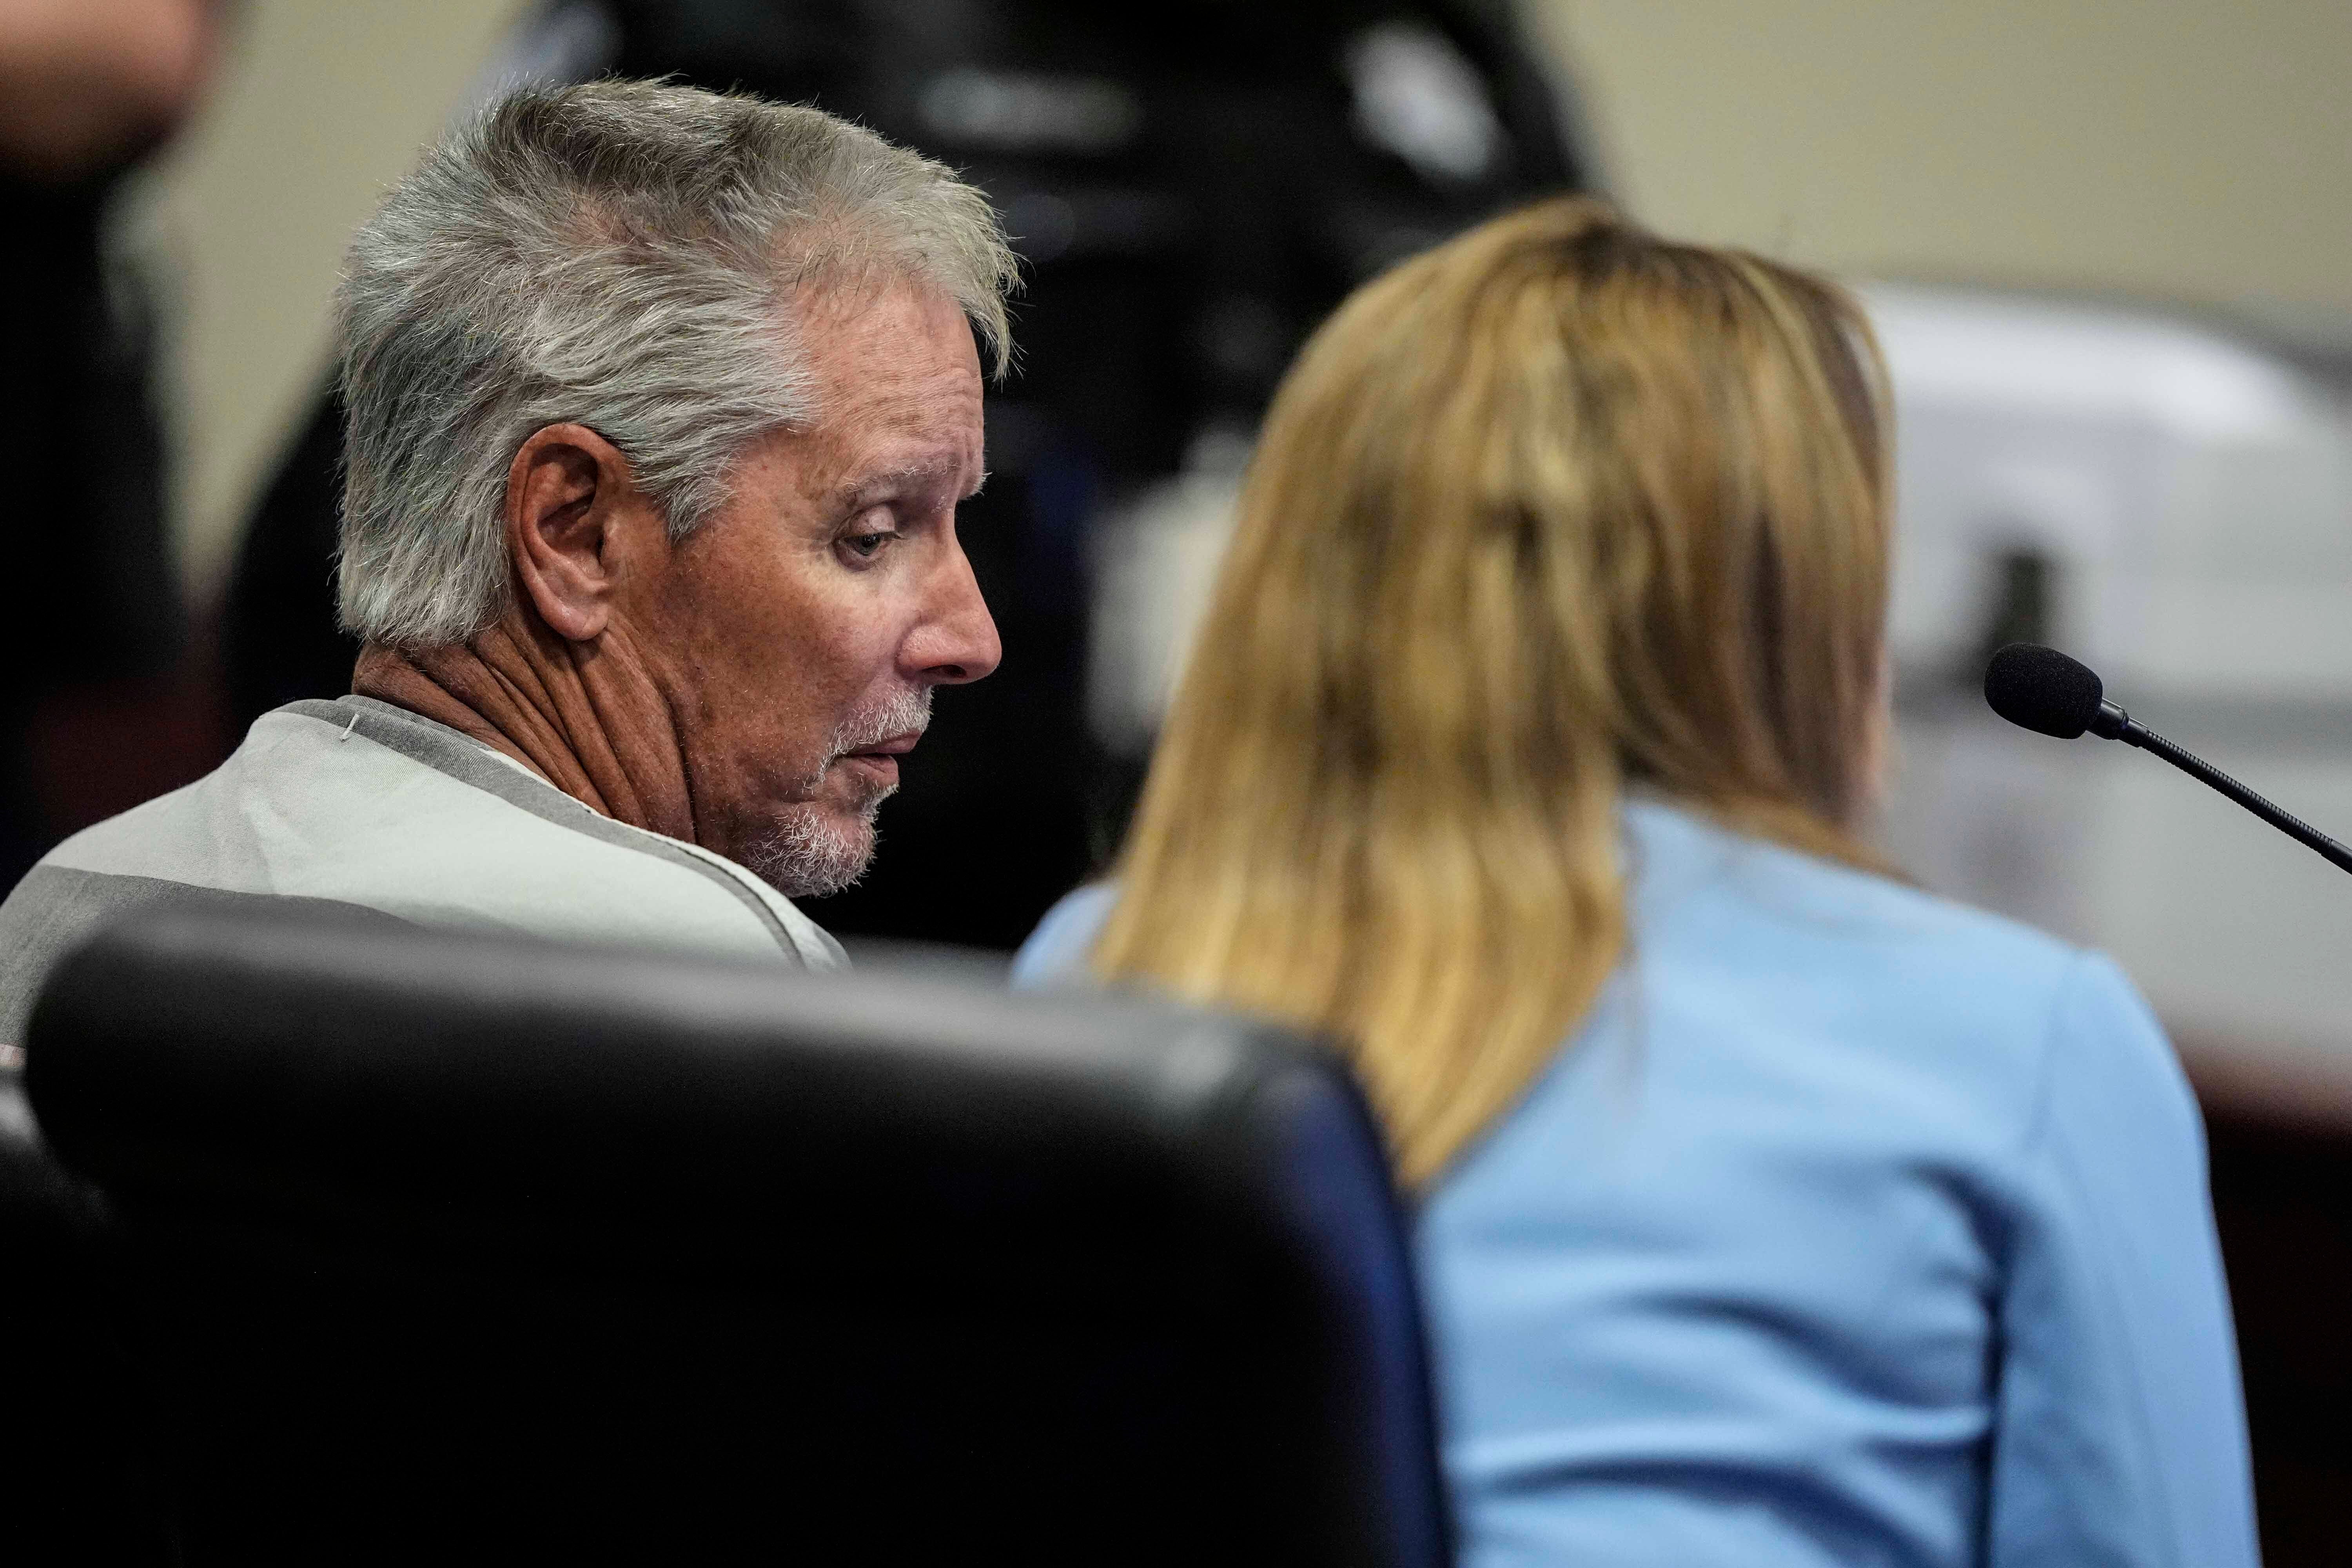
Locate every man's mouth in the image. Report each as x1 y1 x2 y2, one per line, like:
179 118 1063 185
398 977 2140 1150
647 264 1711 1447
835 731 923 792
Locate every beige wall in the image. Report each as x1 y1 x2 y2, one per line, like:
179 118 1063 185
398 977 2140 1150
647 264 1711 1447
138 1 2352 598
1536 0 2352 314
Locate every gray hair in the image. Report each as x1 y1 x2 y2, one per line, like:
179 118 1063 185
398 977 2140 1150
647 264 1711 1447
335 78 1018 647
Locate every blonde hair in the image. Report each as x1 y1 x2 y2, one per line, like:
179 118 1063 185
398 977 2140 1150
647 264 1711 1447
1091 198 1895 1185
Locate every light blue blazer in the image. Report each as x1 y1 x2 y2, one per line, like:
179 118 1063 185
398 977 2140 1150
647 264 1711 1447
1013 799 2258 1568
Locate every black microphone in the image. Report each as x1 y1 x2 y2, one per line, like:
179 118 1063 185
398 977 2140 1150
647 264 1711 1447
1983 642 2352 877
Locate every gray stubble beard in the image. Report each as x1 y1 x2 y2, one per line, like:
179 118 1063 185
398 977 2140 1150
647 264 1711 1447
739 684 931 899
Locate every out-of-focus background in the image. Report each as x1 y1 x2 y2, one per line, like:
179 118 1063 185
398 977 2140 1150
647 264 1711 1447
15 2 2352 1558
148 0 2352 601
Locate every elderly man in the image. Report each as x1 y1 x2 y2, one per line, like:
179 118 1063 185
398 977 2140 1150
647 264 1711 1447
0 79 1014 1036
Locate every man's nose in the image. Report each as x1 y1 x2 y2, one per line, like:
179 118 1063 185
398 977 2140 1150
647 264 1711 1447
908 542 1001 685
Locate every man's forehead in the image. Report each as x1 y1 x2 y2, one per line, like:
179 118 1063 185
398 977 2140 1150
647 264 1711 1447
795 273 983 383
791 279 984 494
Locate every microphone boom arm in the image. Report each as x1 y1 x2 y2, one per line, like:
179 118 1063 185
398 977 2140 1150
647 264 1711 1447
2096 699 2352 877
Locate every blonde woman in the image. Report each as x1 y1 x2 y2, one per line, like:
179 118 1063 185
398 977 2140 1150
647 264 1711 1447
1014 201 2255 1567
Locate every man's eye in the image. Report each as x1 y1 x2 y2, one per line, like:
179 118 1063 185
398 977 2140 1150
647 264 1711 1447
843 530 898 560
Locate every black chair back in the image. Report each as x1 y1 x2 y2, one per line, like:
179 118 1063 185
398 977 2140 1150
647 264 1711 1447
2 1062 171 1562
26 907 1448 1566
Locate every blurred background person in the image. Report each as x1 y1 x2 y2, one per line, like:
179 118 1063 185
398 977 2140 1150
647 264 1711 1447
0 0 222 890
1015 200 2256 1567
0 5 222 1555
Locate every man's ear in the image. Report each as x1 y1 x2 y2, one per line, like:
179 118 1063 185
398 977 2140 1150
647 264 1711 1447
503 423 659 643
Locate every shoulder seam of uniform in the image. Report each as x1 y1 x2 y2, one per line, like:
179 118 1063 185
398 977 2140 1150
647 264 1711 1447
277 698 806 965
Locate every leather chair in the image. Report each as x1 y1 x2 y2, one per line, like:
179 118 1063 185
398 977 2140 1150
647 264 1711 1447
24 907 1448 1566
1 1060 170 1562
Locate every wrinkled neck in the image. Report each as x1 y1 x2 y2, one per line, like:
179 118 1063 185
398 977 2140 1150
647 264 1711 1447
350 618 696 843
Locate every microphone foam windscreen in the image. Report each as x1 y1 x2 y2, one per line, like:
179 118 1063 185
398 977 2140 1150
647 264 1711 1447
1983 643 2103 739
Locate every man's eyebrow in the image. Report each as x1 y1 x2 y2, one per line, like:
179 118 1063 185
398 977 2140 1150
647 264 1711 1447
832 459 976 512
